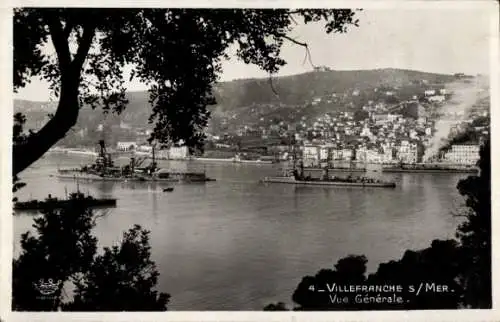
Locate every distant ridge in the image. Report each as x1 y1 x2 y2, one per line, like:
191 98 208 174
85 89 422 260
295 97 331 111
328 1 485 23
14 68 458 130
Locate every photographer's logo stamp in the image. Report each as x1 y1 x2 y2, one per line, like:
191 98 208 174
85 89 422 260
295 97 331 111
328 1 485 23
33 279 61 299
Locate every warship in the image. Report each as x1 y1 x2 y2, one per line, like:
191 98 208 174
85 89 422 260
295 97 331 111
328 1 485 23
56 140 214 183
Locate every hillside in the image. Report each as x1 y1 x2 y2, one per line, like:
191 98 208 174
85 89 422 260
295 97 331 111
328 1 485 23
213 68 456 110
15 68 459 133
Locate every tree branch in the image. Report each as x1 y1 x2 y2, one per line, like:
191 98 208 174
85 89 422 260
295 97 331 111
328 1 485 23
13 23 96 176
268 74 279 96
72 25 95 70
45 15 72 69
13 59 82 176
62 21 73 39
13 80 81 176
279 34 316 69
280 34 307 47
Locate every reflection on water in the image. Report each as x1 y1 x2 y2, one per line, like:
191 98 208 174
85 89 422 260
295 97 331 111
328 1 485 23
13 153 466 310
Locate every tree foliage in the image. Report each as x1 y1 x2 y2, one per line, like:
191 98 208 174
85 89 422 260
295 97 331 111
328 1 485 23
13 193 97 311
13 8 360 176
67 225 169 311
292 242 463 311
455 140 491 308
13 193 168 311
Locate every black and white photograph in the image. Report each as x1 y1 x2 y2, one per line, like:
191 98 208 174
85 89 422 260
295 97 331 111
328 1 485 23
4 1 497 319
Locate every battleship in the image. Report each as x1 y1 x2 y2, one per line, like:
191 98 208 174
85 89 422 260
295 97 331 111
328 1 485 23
56 140 215 183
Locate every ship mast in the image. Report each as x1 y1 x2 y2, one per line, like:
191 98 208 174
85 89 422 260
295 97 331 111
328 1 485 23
150 142 157 172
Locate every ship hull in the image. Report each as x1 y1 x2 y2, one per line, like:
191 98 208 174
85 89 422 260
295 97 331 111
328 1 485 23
382 168 477 174
55 173 212 182
14 198 117 211
192 157 274 164
304 167 366 173
261 177 396 188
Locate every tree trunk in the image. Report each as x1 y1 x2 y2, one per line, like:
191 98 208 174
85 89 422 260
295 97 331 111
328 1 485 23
13 72 81 176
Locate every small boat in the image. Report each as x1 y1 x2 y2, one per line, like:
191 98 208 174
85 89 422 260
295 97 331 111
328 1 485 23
163 187 174 192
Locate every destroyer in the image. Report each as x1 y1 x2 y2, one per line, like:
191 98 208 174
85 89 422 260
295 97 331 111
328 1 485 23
262 163 396 188
14 192 116 212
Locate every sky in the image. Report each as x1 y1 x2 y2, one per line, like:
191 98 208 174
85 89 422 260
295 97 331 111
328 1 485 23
14 7 492 101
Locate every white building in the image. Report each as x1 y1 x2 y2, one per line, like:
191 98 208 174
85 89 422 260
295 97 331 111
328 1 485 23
381 144 394 163
168 146 190 160
136 145 153 153
116 141 137 152
356 147 367 162
331 149 343 160
341 149 353 161
303 145 320 161
312 97 322 105
428 95 446 103
366 149 383 163
444 144 480 165
396 141 418 164
387 114 402 122
361 126 372 138
319 146 329 161
424 89 436 96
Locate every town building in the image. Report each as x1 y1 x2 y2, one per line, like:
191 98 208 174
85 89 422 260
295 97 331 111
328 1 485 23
444 144 480 165
396 141 418 164
136 145 153 153
428 95 446 103
116 141 137 152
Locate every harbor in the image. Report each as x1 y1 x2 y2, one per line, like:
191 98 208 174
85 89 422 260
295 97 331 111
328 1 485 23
11 6 491 312
13 152 467 310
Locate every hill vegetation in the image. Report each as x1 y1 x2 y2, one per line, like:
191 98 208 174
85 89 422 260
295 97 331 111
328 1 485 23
15 68 458 139
213 68 455 109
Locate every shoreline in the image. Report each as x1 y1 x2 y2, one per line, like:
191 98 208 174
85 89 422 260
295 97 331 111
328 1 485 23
47 149 476 172
48 148 98 156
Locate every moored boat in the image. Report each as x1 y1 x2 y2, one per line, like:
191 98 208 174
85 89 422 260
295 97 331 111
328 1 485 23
261 163 396 188
14 193 117 211
261 176 396 188
382 165 478 174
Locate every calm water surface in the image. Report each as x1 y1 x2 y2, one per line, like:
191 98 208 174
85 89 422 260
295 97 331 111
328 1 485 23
13 153 466 310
